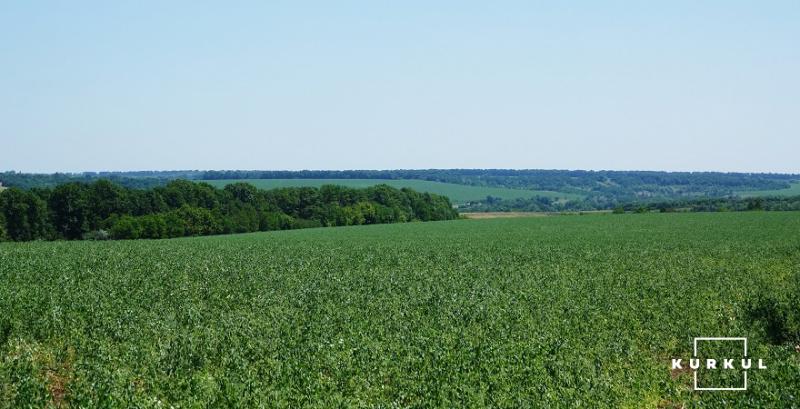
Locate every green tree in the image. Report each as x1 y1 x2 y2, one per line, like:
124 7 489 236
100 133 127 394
259 211 294 231
163 212 186 238
0 211 6 241
49 183 90 239
139 214 167 239
0 188 48 241
224 204 259 233
224 182 259 204
87 180 127 229
110 215 142 239
174 206 220 236
747 198 764 211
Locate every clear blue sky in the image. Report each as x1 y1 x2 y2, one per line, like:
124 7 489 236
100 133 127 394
2 1 798 173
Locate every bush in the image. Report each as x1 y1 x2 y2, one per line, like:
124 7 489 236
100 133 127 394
292 218 322 229
746 274 800 345
173 206 221 236
139 214 167 239
83 229 111 240
163 212 186 238
259 212 294 231
111 216 142 239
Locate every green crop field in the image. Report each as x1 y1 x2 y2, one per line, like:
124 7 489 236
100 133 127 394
737 181 800 198
200 178 580 204
1 213 799 407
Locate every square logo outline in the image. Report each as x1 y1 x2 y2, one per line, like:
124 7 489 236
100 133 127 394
693 337 747 391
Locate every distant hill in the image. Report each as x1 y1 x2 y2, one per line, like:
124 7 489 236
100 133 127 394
2 169 797 211
198 169 799 201
736 181 800 198
202 178 581 205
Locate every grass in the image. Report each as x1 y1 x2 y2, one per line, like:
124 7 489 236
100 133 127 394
736 181 800 197
200 178 581 204
1 212 799 407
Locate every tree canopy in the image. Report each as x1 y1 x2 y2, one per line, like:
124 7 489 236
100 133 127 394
0 180 458 241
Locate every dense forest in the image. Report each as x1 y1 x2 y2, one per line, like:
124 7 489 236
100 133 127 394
0 180 458 242
631 195 800 213
0 171 179 190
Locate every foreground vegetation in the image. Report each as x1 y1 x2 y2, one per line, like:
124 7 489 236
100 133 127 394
1 212 798 407
0 181 457 242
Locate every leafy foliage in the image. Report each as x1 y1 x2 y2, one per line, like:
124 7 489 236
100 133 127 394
746 271 800 345
203 178 576 205
0 180 458 241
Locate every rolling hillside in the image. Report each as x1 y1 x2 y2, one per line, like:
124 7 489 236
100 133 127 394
736 181 800 197
1 212 798 406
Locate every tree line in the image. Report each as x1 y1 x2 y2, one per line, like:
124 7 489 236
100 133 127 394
3 170 796 200
460 194 800 213
0 171 175 190
200 169 796 194
0 180 459 241
626 195 800 213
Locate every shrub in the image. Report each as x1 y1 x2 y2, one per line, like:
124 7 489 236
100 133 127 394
163 212 186 238
83 229 111 240
139 214 167 239
173 206 221 236
746 274 800 345
111 216 142 239
259 211 294 231
292 218 322 229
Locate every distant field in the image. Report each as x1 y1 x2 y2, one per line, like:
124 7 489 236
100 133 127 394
461 212 549 219
201 178 580 204
462 210 612 219
1 212 798 407
736 181 800 197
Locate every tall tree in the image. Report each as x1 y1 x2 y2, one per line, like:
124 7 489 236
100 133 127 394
49 183 90 239
0 188 48 241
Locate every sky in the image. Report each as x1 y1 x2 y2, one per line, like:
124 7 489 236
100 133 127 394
1 1 798 174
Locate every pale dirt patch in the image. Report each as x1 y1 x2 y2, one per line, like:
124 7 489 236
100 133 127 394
46 369 68 408
461 210 612 219
669 365 692 380
461 212 550 219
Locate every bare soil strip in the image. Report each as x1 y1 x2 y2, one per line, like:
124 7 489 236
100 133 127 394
461 212 550 219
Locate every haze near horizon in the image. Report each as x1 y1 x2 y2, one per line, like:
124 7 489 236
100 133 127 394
2 1 798 173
